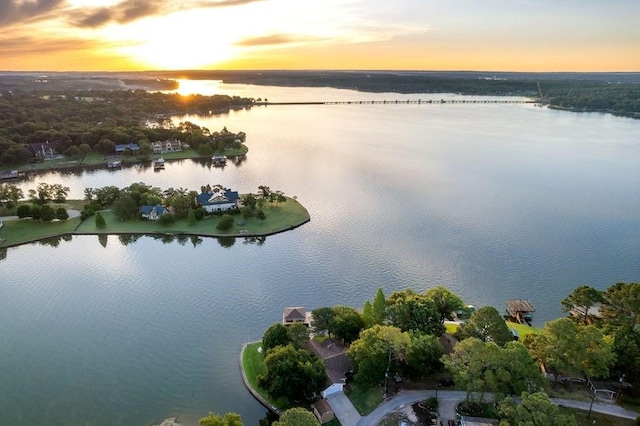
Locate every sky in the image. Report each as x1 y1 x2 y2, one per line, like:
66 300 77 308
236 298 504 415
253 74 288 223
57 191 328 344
1 0 639 72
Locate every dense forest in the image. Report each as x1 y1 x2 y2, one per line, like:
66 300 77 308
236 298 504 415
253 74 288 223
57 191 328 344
0 90 253 166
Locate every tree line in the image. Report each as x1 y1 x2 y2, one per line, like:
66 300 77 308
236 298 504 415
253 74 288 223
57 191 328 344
0 89 253 166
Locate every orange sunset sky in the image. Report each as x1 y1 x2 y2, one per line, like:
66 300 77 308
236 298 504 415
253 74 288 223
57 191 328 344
1 0 639 72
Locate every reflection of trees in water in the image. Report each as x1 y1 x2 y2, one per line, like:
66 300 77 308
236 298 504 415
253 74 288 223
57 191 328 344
153 234 176 244
217 236 235 248
118 234 142 246
0 247 7 261
243 236 266 246
38 234 72 248
98 234 108 248
189 235 203 247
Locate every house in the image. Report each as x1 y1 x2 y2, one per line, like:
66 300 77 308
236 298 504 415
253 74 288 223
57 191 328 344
305 338 354 397
152 139 185 154
140 205 169 220
311 399 335 424
29 141 57 157
114 143 139 154
282 307 312 327
196 185 239 213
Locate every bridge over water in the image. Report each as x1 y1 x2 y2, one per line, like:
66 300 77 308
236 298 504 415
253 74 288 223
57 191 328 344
255 99 538 106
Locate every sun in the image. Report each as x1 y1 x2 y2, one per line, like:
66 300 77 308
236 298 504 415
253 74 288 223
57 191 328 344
106 10 236 70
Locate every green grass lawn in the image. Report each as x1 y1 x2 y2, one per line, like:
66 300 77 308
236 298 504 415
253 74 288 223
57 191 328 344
346 383 384 415
241 342 292 411
559 407 636 426
0 217 81 247
445 321 544 337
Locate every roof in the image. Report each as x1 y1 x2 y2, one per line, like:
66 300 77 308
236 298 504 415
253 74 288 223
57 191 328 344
312 399 334 416
305 339 353 384
196 187 239 206
115 143 139 152
506 299 535 313
140 205 168 215
283 307 306 321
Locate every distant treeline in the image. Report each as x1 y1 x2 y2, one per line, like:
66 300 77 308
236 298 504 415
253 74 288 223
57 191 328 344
0 90 253 166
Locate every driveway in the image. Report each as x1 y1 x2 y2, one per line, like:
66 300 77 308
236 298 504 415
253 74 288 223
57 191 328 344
326 392 362 426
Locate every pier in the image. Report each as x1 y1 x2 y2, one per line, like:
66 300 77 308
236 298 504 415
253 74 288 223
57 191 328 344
255 99 538 106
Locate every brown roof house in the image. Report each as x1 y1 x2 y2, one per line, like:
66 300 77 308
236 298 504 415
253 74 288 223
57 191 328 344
282 307 312 327
305 338 353 398
311 399 335 424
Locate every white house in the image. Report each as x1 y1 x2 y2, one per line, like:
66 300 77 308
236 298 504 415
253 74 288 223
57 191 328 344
139 205 169 220
196 185 239 213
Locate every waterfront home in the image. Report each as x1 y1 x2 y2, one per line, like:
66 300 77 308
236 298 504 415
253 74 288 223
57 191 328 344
29 141 57 158
305 338 353 397
282 307 312 327
152 139 186 154
140 205 169 220
196 185 239 213
311 399 335 424
114 143 139 154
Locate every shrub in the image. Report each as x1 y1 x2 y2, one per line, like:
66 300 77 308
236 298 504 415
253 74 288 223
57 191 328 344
16 204 31 218
257 209 266 220
194 207 205 220
30 204 42 220
95 211 106 229
40 205 55 222
156 213 175 226
217 214 234 230
56 207 69 221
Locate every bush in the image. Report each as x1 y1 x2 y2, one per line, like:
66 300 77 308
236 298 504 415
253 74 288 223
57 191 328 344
257 209 266 220
194 207 205 220
16 204 31 218
217 214 234 230
187 208 197 226
40 205 55 222
156 213 175 226
56 207 69 220
95 211 106 229
30 204 42 220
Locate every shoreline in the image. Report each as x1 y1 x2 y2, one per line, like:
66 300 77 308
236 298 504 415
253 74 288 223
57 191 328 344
239 341 280 416
0 197 310 249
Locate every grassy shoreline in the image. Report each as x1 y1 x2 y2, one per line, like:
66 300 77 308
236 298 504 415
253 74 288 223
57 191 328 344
0 196 309 248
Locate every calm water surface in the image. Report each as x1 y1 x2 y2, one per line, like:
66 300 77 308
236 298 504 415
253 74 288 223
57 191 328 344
1 83 639 425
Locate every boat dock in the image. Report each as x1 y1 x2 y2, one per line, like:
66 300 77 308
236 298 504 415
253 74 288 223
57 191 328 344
506 299 535 325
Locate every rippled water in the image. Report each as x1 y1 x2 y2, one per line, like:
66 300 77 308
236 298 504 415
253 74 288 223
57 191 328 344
1 84 639 425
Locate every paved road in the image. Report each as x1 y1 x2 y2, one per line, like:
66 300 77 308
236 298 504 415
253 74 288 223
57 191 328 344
327 389 639 426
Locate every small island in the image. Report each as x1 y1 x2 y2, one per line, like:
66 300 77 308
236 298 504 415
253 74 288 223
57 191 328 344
0 182 309 248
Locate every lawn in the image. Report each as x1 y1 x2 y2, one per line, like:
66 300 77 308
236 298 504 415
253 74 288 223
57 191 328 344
346 383 384 415
74 197 309 237
559 407 636 426
0 217 81 247
241 342 292 411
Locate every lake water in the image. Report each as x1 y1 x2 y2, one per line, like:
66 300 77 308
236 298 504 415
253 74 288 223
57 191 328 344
1 82 639 426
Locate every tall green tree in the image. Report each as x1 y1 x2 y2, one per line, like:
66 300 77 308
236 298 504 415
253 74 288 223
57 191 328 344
348 325 411 385
272 408 319 426
287 323 310 349
600 282 640 329
95 211 106 228
112 194 138 221
262 323 292 354
561 285 603 325
387 289 444 336
406 331 444 377
362 300 375 328
425 286 465 324
199 411 243 426
311 307 334 336
456 306 513 347
498 391 577 426
258 345 327 401
523 318 615 380
329 305 364 344
372 288 387 325
0 183 23 209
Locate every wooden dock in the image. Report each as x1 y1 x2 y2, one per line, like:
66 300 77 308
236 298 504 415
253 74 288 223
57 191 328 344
506 299 535 325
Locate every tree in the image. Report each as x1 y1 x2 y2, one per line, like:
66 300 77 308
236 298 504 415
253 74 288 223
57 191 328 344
372 288 387 325
217 214 235 230
561 285 603 325
523 318 615 380
262 323 292 354
498 391 577 426
406 331 444 377
199 411 243 426
442 338 544 401
187 208 197 226
0 183 23 209
29 182 54 205
51 183 70 205
16 204 31 218
425 286 465 324
348 325 411 385
95 211 106 228
287 323 310 348
329 305 364 344
272 408 319 426
112 194 138 221
56 207 68 220
387 289 444 336
258 344 327 401
311 307 334 336
137 141 153 159
40 204 55 222
456 306 513 347
600 282 640 329
362 300 375 328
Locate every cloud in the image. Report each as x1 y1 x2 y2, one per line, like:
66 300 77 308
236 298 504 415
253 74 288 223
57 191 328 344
72 0 264 28
0 0 66 27
236 33 327 47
